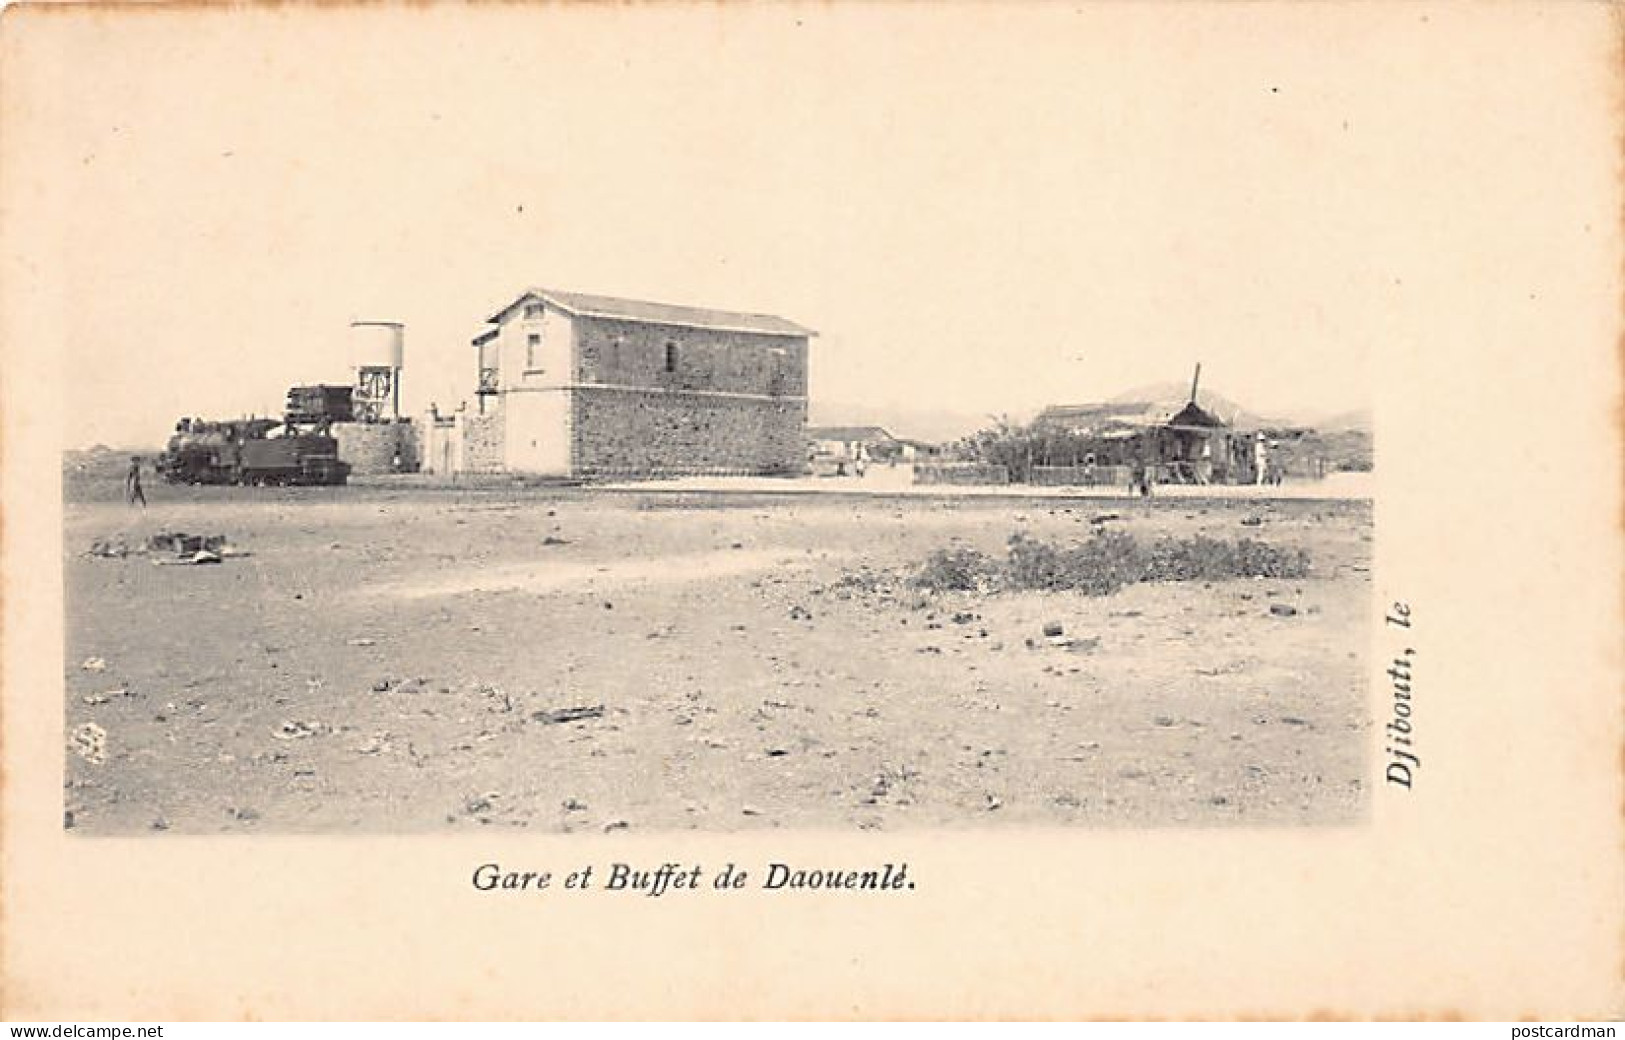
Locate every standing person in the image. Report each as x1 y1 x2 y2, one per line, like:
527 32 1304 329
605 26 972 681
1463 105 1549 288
125 456 147 507
1133 458 1152 498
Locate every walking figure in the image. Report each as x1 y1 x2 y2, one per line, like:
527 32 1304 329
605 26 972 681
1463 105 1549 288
125 456 146 507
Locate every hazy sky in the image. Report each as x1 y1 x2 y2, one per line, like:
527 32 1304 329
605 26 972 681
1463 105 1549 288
13 3 1575 446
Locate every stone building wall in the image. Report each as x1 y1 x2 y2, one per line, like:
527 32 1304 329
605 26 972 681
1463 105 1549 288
570 387 806 476
332 421 416 475
574 317 809 398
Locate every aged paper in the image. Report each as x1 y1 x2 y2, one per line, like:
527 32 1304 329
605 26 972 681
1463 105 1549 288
2 1 1622 1020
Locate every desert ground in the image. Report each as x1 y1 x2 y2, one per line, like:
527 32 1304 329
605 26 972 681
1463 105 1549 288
62 464 1373 834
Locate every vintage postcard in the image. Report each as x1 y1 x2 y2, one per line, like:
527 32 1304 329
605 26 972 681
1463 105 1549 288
2 0 1620 1021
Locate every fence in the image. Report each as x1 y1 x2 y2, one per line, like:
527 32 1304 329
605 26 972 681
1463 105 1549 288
1029 465 1133 488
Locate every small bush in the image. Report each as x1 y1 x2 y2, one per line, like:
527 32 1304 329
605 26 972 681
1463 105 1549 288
911 531 1310 596
913 547 994 592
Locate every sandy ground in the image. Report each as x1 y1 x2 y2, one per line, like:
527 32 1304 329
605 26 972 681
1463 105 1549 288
62 474 1373 834
597 465 1376 501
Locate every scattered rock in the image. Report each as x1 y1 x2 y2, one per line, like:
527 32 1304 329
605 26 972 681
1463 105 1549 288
984 794 1003 811
476 684 512 712
1269 604 1298 618
562 799 588 813
70 722 107 764
602 820 629 833
1240 515 1264 527
273 720 322 740
541 536 570 546
149 532 225 554
788 605 813 621
80 657 107 672
533 705 605 725
1042 621 1065 637
347 638 377 647
353 732 393 755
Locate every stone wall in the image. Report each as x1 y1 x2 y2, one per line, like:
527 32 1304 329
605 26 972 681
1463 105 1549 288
571 387 806 476
462 408 506 473
332 421 416 475
575 317 809 398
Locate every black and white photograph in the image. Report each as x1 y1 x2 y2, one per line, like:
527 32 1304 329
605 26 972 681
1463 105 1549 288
3 1 1620 1022
50 9 1377 837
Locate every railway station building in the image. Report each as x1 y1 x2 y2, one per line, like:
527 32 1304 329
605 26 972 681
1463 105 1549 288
423 288 814 479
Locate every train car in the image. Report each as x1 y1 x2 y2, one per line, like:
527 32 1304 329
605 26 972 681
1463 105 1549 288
238 432 350 485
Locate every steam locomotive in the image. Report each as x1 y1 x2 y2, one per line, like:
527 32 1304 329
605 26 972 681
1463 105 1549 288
156 416 351 486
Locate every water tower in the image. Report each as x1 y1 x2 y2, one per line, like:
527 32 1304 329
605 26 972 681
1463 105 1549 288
348 321 404 422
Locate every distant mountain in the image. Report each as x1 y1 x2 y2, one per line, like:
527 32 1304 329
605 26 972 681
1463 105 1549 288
1104 382 1374 432
1307 407 1374 433
1104 381 1281 429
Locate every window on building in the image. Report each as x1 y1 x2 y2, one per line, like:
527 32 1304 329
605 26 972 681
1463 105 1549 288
527 333 541 370
665 341 678 374
523 302 544 320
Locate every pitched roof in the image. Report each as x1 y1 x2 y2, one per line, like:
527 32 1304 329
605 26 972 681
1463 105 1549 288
1034 402 1163 431
1167 400 1225 428
1035 398 1231 433
486 288 815 338
807 425 896 443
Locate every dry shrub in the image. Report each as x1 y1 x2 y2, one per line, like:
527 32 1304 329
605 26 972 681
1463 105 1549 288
912 531 1310 595
913 547 995 592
